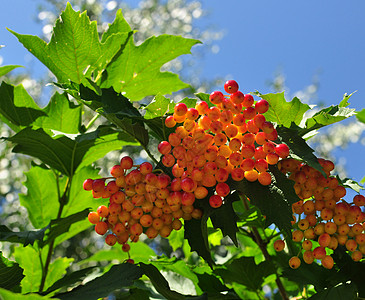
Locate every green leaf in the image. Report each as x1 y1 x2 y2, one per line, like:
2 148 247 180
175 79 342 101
0 225 47 246
0 65 22 77
209 192 240 246
144 94 174 119
339 92 354 107
55 263 144 300
277 126 325 176
13 245 42 293
300 103 356 136
101 34 201 100
19 165 61 229
179 97 197 108
184 217 214 267
8 126 135 177
0 82 46 132
43 209 90 246
81 241 156 264
356 108 365 124
33 92 82 134
139 263 187 300
231 166 300 234
43 257 73 294
215 256 275 292
258 92 311 127
235 205 265 229
308 283 358 300
42 267 95 295
79 86 149 149
0 288 57 300
0 252 24 290
9 3 130 87
152 258 202 294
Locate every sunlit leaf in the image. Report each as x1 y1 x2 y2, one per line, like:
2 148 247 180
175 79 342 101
101 34 200 101
9 3 130 88
0 65 22 77
19 166 61 229
356 108 365 124
257 92 310 127
33 92 82 134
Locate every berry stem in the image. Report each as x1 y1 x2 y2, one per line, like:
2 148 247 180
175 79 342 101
240 195 289 300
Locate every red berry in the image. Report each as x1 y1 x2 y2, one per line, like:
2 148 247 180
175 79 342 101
158 141 172 155
224 80 239 94
83 179 94 191
255 99 269 113
242 94 254 107
275 144 290 158
120 156 133 169
174 103 188 116
92 179 105 192
209 195 223 208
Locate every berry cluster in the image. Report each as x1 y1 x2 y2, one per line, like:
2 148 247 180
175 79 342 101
160 80 290 208
83 156 203 249
274 158 365 269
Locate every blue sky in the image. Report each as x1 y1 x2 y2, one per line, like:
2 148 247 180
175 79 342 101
0 0 364 184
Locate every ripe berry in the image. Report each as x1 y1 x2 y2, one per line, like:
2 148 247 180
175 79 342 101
174 103 188 116
88 212 100 224
95 221 108 235
209 91 225 104
120 156 134 169
92 179 105 192
274 239 285 252
209 195 223 208
224 80 239 94
255 99 269 114
289 256 301 269
105 234 117 246
83 179 94 191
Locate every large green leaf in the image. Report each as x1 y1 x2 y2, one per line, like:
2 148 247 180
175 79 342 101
215 256 275 292
0 252 24 290
0 225 47 246
55 263 144 300
101 34 200 100
0 82 46 132
258 92 311 127
8 126 136 177
9 3 130 87
33 92 82 134
0 288 57 300
0 65 22 77
19 166 61 229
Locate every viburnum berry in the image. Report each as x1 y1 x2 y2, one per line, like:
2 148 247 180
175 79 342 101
289 256 301 269
120 156 134 169
83 179 94 191
209 195 223 208
224 80 239 94
273 239 285 252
